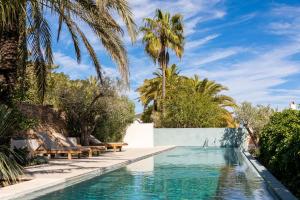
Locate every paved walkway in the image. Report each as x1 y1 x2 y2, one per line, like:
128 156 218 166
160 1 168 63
0 146 174 200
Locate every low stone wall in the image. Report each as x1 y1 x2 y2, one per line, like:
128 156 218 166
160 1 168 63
15 103 68 138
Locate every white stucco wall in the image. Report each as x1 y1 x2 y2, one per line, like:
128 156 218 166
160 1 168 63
124 125 247 148
123 121 154 148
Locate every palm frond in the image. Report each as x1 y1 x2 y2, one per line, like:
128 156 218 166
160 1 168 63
0 105 23 185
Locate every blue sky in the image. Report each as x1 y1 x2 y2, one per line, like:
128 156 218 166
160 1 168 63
51 0 300 113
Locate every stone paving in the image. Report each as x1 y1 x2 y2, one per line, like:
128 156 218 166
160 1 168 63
0 146 174 200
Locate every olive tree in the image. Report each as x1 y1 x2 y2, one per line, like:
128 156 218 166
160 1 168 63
234 102 275 147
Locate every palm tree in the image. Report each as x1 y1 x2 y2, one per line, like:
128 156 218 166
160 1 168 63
140 9 184 103
190 75 237 127
191 75 236 108
137 64 181 111
0 0 137 104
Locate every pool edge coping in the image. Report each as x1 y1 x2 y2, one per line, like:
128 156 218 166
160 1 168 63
242 150 298 200
1 146 176 200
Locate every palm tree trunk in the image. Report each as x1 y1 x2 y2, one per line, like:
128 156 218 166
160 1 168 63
160 54 166 116
162 62 166 99
0 24 19 104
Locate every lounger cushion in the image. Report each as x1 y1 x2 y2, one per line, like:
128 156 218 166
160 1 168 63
89 135 103 145
37 132 83 151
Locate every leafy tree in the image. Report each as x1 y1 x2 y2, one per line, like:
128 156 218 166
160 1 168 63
189 75 236 127
58 77 110 145
0 0 137 104
190 75 236 108
94 97 135 142
259 109 300 197
56 76 134 145
234 102 274 147
137 65 236 127
160 85 227 128
140 9 184 103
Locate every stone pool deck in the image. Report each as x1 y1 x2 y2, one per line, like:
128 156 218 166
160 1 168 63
0 146 175 200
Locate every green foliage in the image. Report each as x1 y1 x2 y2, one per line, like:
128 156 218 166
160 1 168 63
140 9 184 102
1 0 137 102
137 64 180 111
13 109 39 133
137 65 236 127
259 109 300 197
0 105 23 185
234 102 275 141
15 64 70 106
13 148 48 166
49 75 135 144
16 66 135 144
141 9 184 62
95 97 135 142
141 105 154 123
160 85 226 128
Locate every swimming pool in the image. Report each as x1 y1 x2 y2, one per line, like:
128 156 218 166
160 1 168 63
35 147 275 200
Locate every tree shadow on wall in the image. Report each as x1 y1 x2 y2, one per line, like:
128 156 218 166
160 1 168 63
220 128 245 148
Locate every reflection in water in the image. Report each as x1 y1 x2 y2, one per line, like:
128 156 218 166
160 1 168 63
214 148 272 200
126 157 154 173
36 147 274 200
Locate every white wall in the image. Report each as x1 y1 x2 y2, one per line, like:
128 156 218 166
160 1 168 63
123 121 154 148
124 125 247 148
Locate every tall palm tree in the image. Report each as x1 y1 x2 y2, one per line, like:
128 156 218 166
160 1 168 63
140 9 184 102
0 0 137 104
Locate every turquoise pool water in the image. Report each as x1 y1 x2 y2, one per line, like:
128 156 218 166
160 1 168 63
35 147 274 200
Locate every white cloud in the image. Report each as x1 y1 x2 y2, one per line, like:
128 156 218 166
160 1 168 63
199 12 257 33
182 43 300 109
54 52 120 80
185 34 220 49
183 47 244 67
54 52 92 79
268 5 300 39
197 48 241 65
121 0 226 43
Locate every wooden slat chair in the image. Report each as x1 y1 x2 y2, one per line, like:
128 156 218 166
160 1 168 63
89 135 128 152
36 132 91 160
67 137 106 156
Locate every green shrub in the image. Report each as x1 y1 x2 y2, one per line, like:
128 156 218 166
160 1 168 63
94 97 135 142
160 87 226 128
259 109 300 197
0 105 23 185
14 148 48 166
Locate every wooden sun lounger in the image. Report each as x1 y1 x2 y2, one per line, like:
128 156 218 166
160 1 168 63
45 145 92 160
89 135 128 152
78 145 106 156
46 148 82 160
36 132 94 160
105 142 128 152
67 137 107 156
